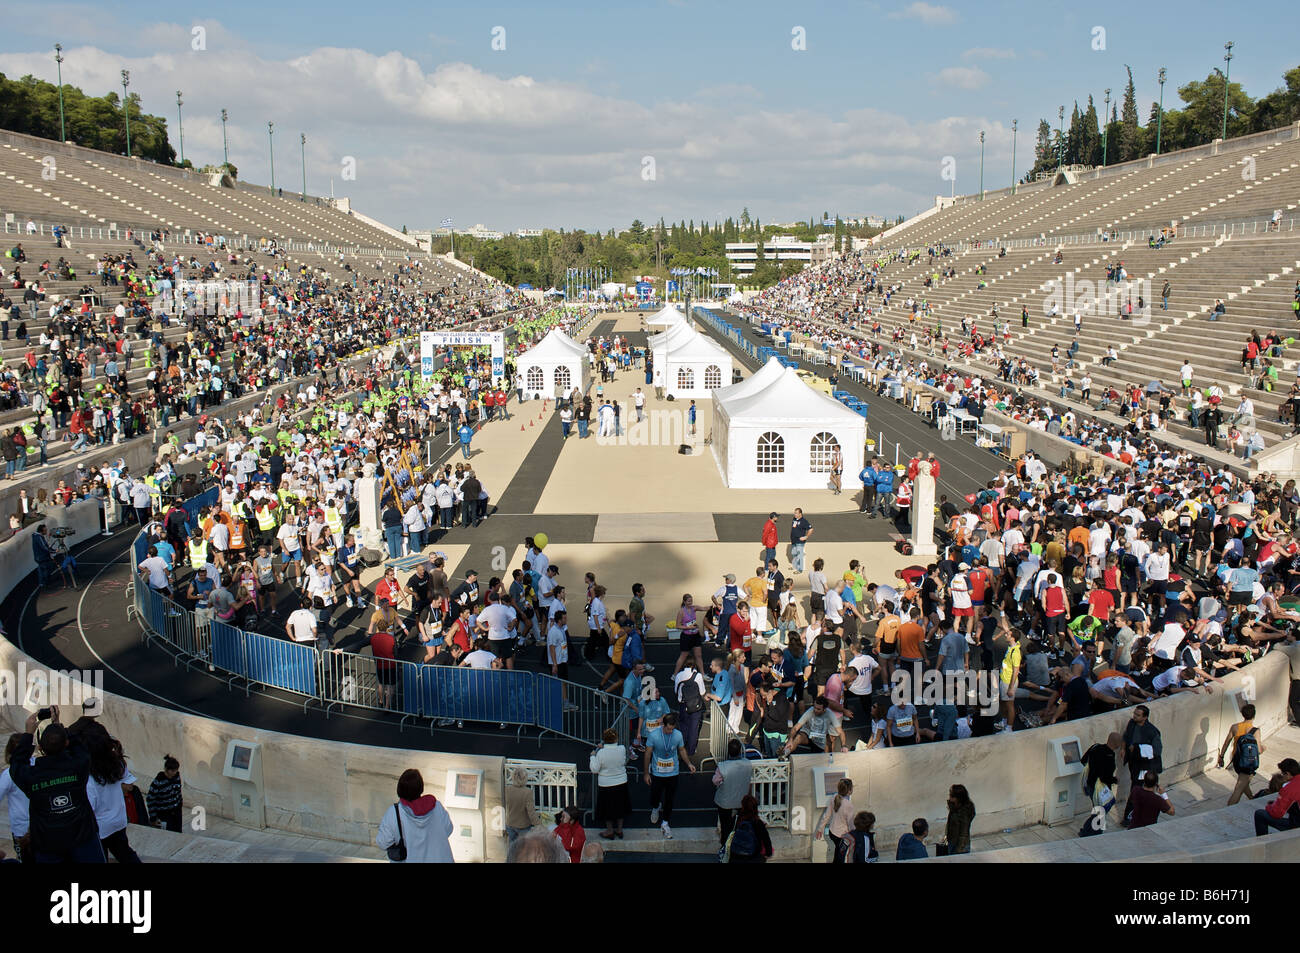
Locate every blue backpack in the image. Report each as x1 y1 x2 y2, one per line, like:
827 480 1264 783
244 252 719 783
730 819 759 858
623 628 644 667
1233 728 1260 774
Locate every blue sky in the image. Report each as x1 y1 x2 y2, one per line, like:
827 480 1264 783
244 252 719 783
1 1 1293 233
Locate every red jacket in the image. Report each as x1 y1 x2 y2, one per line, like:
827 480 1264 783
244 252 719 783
554 821 586 864
1266 775 1300 821
761 519 778 549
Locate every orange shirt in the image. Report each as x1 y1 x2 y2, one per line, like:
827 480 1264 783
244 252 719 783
897 622 926 660
1068 526 1091 551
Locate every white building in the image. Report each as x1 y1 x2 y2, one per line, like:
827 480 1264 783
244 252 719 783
711 358 865 489
462 223 504 241
724 234 836 276
515 228 543 238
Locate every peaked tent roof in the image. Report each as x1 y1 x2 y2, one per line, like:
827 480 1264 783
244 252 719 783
715 365 863 425
710 356 787 402
518 327 587 363
646 305 688 326
655 326 732 363
648 319 699 352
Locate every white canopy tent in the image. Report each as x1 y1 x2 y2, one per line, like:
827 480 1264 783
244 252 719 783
712 362 866 489
651 325 733 399
646 318 697 354
645 304 688 327
516 327 590 400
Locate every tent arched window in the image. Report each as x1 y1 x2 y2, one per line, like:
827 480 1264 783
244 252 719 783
554 365 572 393
704 364 722 389
677 366 695 390
526 365 544 391
809 432 840 473
757 431 785 474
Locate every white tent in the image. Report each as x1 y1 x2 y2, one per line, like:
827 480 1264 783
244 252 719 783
712 364 866 489
645 304 688 327
516 328 590 400
651 326 733 399
646 318 697 353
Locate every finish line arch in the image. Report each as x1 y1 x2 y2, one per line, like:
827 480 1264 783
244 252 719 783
420 330 505 382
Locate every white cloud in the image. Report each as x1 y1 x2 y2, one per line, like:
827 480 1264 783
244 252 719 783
0 30 1009 231
932 66 991 90
961 47 1015 60
889 2 958 25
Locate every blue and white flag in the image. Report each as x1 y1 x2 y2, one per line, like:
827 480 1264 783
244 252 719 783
440 217 453 228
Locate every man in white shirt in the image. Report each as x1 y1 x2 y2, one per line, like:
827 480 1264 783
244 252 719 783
286 605 319 645
463 642 498 669
477 594 518 670
137 547 173 594
822 582 845 628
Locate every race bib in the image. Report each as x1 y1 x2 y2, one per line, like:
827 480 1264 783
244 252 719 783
895 716 914 734
646 717 663 733
655 757 675 773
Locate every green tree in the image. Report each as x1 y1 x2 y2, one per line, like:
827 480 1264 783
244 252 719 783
1119 65 1143 161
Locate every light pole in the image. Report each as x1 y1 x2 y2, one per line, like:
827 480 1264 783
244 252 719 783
978 130 984 199
121 69 131 158
300 133 306 200
176 91 184 165
54 44 66 143
267 121 275 195
1221 42 1234 140
220 109 229 168
1103 88 1111 166
1057 105 1065 169
1011 118 1018 194
1156 68 1166 154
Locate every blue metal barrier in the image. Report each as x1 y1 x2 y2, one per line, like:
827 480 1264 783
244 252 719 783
145 587 167 638
243 631 319 699
420 665 537 727
535 675 564 732
211 620 246 676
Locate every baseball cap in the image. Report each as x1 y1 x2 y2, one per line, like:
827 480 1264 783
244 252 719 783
769 512 778 519
958 562 970 571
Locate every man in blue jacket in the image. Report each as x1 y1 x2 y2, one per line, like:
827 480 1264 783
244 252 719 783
873 466 896 520
859 459 878 515
896 818 929 860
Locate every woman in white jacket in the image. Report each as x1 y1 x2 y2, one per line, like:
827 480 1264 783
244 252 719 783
1 733 32 862
376 769 455 863
589 728 629 840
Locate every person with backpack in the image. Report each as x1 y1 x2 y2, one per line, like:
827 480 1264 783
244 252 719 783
835 810 879 863
712 739 753 861
673 657 708 755
6 708 104 863
1217 703 1263 805
726 794 772 863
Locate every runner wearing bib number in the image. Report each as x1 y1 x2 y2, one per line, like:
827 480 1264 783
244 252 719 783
644 714 694 840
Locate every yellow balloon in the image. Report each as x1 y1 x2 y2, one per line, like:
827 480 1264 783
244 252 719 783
534 532 549 550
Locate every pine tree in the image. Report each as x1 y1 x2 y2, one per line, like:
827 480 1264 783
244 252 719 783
1066 101 1083 164
1119 65 1143 161
1082 96 1101 166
